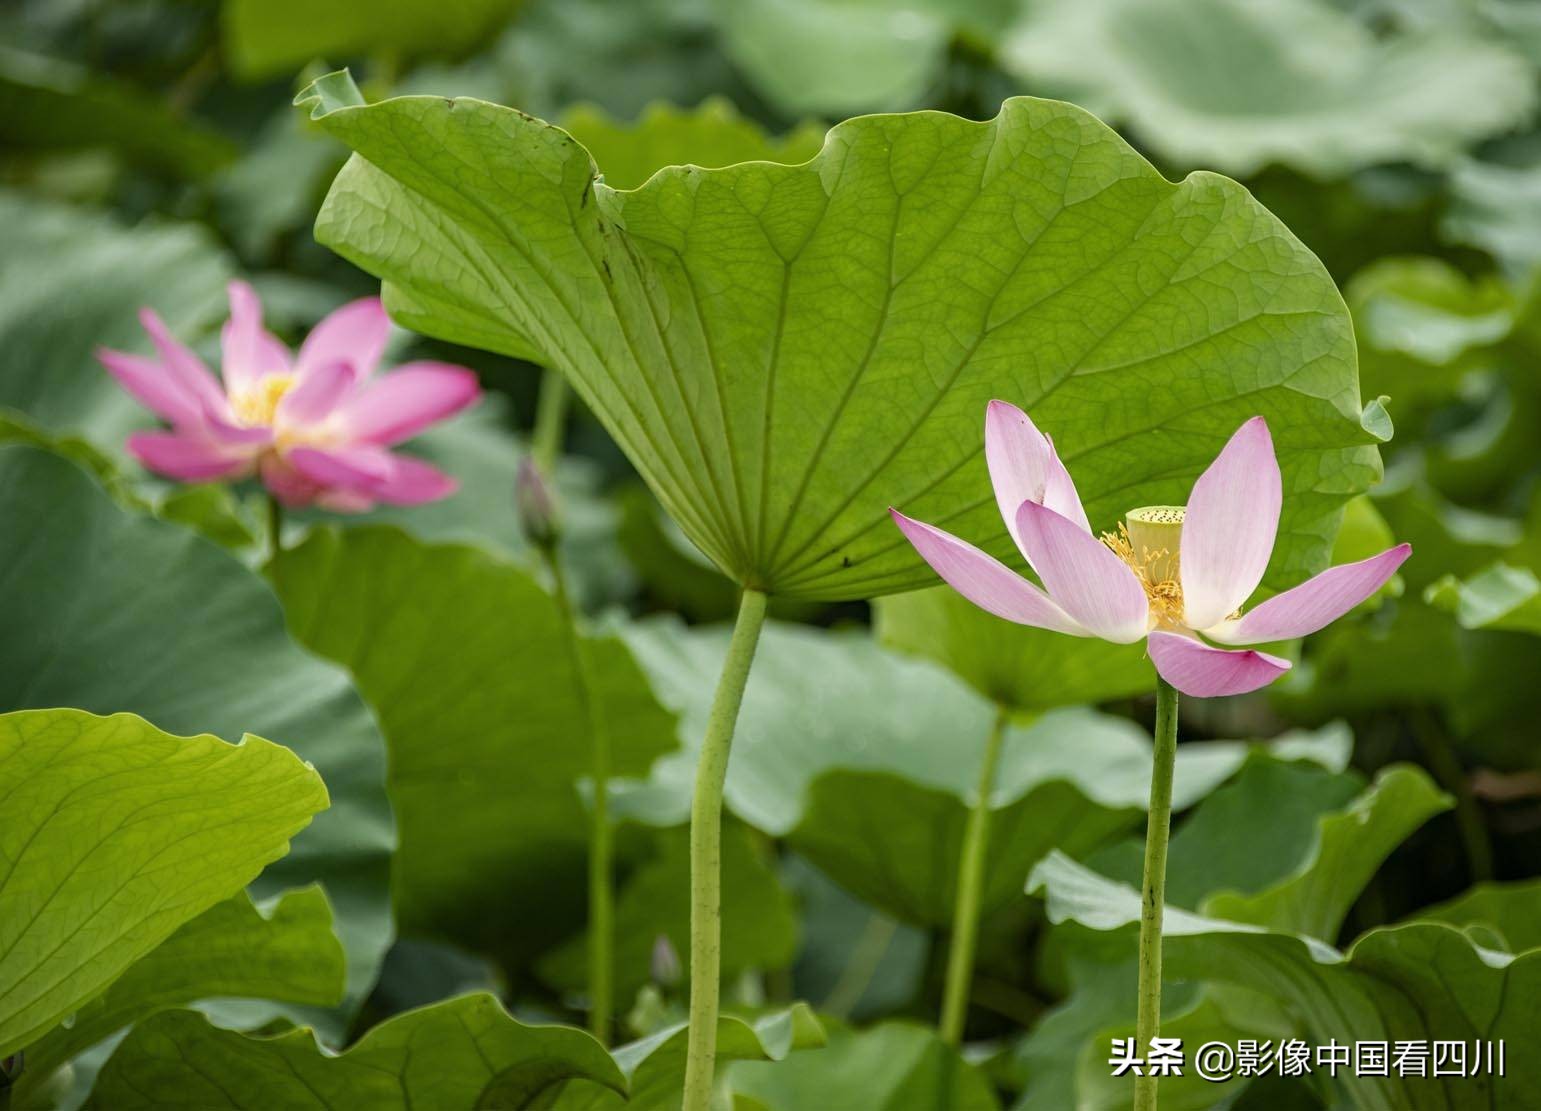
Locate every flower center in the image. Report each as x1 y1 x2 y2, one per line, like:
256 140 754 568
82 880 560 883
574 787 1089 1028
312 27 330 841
231 374 295 427
1102 504 1185 627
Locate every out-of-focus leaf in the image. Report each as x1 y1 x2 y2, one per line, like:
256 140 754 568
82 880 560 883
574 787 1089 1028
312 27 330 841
1418 879 1541 953
269 525 676 964
1426 563 1541 634
221 0 520 81
873 585 1153 710
88 994 625 1110
214 107 346 262
1446 133 1541 278
302 72 1378 602
0 191 232 458
0 708 327 1059
561 98 825 191
546 1006 825 1110
1002 0 1535 177
538 821 797 1005
0 445 394 1034
15 888 344 1108
1030 853 1540 1109
616 619 1345 925
708 0 1013 117
730 1020 999 1110
0 46 235 178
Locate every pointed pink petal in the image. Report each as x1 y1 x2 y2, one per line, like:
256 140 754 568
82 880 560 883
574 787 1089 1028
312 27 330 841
1015 500 1150 642
1147 631 1292 698
985 401 1091 560
126 432 253 482
137 308 228 416
338 362 481 445
98 348 203 427
220 281 291 393
889 509 1086 635
277 360 358 426
1180 417 1283 630
286 445 457 506
295 297 390 379
1206 544 1412 645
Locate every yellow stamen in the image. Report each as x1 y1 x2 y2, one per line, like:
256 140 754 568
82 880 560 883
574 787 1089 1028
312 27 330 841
230 374 295 427
1102 505 1186 628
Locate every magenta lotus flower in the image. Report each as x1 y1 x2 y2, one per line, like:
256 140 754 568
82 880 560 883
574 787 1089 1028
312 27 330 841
97 282 481 511
891 403 1410 698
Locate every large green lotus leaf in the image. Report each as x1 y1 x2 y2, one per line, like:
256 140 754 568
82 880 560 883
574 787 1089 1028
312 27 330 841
1417 880 1541 953
87 993 625 1110
0 445 394 1032
0 191 231 458
1426 563 1541 635
561 99 825 191
0 46 235 179
729 1020 999 1110
537 821 797 1005
301 72 1378 602
1002 0 1535 178
613 618 1346 924
221 0 519 80
269 525 677 961
873 585 1152 710
707 0 1013 117
15 888 344 1109
1030 853 1541 1110
0 709 327 1059
546 1005 825 1110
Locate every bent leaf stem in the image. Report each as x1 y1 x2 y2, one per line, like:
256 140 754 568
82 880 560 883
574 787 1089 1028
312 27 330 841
682 587 769 1111
545 550 613 1044
939 703 1010 1045
1134 676 1179 1111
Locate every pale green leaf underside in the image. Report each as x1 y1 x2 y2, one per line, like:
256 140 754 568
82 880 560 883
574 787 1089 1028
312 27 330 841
88 993 625 1110
0 709 327 1058
303 74 1377 601
1002 0 1536 178
0 444 394 1032
17 887 345 1106
1030 854 1541 1109
1426 562 1541 635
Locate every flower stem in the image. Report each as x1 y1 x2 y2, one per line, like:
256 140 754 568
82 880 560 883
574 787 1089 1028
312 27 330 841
532 370 571 473
266 495 284 561
682 587 769 1111
939 703 1010 1046
1134 676 1179 1111
544 548 613 1044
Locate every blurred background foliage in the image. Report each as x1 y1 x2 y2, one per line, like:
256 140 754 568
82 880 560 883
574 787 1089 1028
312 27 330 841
4 0 1541 1107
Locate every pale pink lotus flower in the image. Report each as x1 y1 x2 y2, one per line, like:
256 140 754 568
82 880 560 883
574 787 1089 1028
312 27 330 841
98 282 481 511
891 402 1410 698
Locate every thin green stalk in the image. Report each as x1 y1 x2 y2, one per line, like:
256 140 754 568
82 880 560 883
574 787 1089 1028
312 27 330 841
1411 707 1493 882
682 588 769 1111
939 703 1011 1045
1134 677 1179 1111
266 495 285 561
821 913 899 1019
545 550 613 1044
532 370 571 473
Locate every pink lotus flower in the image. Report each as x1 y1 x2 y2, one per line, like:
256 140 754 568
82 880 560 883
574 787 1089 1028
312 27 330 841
891 403 1410 698
98 282 481 512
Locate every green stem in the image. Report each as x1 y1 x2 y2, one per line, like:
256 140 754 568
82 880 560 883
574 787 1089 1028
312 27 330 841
821 913 899 1019
532 370 571 473
939 703 1010 1045
682 588 769 1111
1412 707 1493 882
1134 677 1179 1111
545 550 612 1044
266 495 285 561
